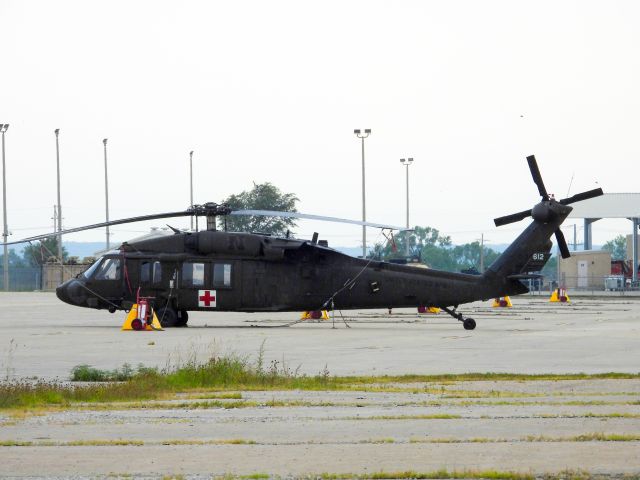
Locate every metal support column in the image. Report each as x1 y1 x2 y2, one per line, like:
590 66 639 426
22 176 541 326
583 218 600 250
633 218 639 284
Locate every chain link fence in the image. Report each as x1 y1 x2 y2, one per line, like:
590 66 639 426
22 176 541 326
0 267 42 291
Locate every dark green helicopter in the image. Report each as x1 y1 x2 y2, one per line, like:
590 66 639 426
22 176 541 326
5 156 603 329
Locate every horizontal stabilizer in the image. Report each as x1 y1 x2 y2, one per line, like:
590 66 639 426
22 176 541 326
508 273 544 280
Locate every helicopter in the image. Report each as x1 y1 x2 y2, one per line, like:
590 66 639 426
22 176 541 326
4 155 603 330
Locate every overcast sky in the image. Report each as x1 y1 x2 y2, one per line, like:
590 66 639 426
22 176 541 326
1 0 639 250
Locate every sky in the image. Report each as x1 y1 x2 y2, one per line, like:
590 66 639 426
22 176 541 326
1 0 639 251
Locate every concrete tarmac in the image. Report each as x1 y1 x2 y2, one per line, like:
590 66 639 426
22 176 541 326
0 292 638 379
1 293 639 478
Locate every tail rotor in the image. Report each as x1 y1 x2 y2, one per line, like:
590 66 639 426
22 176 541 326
493 155 603 259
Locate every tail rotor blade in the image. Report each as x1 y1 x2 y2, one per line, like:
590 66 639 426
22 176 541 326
559 188 604 206
527 155 549 200
555 228 571 259
494 209 532 227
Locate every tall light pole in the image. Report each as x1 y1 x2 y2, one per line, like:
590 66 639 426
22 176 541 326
400 157 413 257
189 150 194 231
354 129 371 258
1 124 9 291
54 129 63 283
103 138 110 250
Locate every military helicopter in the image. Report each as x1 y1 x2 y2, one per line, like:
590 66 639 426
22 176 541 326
5 155 603 330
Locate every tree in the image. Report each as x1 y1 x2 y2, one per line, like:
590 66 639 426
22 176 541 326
368 225 500 272
220 182 299 236
602 234 627 260
0 249 26 268
22 237 68 267
450 241 500 272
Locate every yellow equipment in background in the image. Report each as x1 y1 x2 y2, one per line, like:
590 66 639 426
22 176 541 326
492 296 513 308
301 310 330 320
550 288 570 303
418 305 441 314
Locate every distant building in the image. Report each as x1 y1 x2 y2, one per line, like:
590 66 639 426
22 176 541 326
558 250 611 289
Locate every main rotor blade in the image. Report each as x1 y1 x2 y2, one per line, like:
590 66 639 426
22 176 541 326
493 209 532 227
2 210 191 246
230 210 406 231
526 155 549 200
555 228 571 259
559 188 604 206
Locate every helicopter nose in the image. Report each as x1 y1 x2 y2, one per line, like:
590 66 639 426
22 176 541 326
56 279 87 306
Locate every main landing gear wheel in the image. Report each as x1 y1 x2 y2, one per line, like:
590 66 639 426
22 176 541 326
156 307 179 328
463 318 476 330
176 310 189 327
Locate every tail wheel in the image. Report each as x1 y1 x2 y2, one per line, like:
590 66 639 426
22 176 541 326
156 307 179 328
463 318 476 330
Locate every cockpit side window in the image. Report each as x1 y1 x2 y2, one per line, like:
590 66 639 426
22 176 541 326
94 258 121 281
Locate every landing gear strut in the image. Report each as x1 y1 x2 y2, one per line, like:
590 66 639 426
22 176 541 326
441 306 476 330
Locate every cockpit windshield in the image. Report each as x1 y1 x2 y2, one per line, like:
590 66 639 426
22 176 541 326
82 257 122 281
94 257 122 280
82 257 104 279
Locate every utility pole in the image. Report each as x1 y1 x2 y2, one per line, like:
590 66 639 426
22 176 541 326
54 129 63 284
189 150 194 231
400 158 414 257
103 138 110 250
354 129 371 258
1 124 10 291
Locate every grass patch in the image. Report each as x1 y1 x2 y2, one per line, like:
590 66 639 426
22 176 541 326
1 341 638 411
230 469 597 480
71 363 152 382
348 414 461 420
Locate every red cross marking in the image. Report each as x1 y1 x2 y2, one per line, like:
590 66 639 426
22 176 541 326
199 290 216 306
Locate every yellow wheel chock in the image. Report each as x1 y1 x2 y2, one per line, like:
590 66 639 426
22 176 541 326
300 310 330 320
550 288 570 303
492 296 513 308
122 303 164 331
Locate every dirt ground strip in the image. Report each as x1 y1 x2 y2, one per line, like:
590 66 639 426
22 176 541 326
1 378 640 478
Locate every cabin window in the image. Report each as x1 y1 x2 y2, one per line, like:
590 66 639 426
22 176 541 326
94 258 121 281
140 262 151 283
182 262 205 287
213 263 232 287
152 261 162 284
140 261 162 284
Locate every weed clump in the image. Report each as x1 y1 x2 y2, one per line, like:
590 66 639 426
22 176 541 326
0 341 335 409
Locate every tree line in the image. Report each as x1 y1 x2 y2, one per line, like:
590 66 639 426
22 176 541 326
0 181 625 275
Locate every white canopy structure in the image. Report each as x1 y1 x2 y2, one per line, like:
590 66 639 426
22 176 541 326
567 193 640 281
